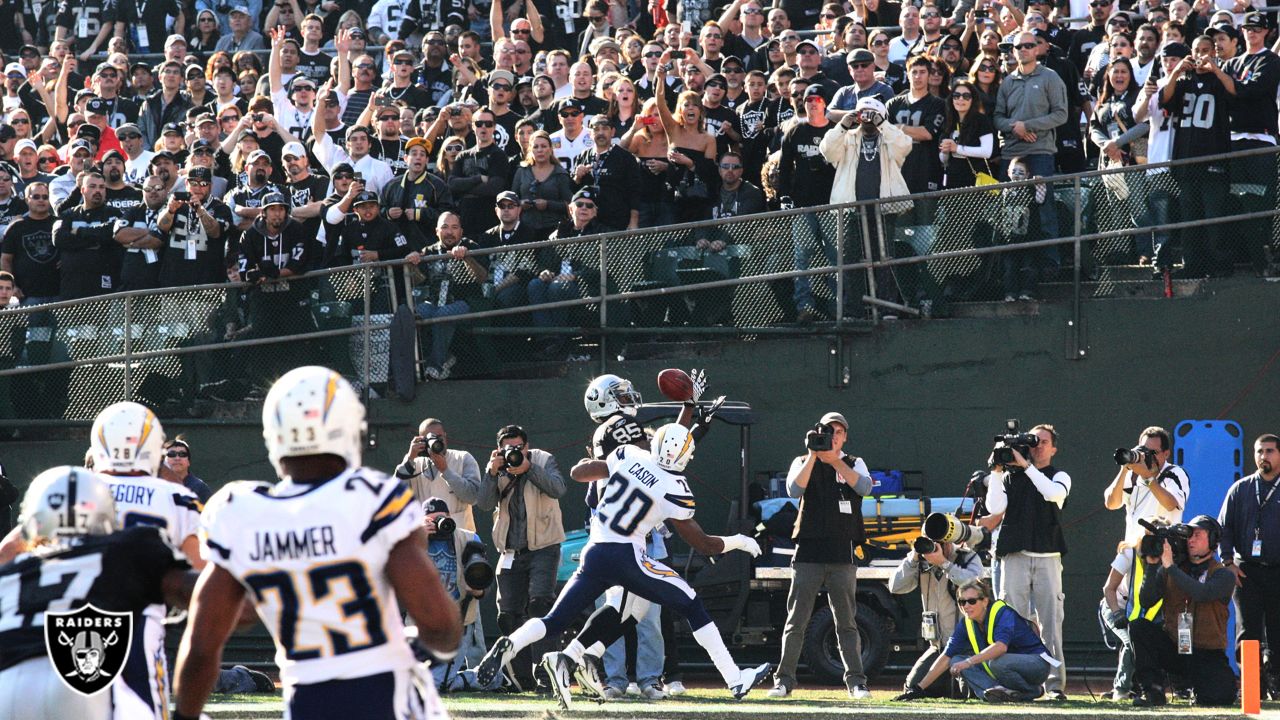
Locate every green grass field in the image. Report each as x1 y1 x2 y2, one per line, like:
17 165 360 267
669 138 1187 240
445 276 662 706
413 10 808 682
205 687 1280 719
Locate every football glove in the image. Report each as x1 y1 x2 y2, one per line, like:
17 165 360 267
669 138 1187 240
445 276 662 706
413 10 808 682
688 368 707 401
718 534 761 557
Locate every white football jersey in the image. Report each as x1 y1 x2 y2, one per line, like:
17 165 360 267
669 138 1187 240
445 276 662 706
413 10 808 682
589 444 696 548
105 474 203 544
201 467 423 687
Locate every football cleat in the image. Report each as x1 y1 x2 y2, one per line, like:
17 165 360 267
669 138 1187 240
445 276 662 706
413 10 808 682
730 663 772 700
574 654 609 700
540 652 573 710
475 636 513 687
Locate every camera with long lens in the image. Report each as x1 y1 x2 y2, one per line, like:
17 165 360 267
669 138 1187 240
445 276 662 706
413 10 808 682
423 433 446 455
1137 517 1192 563
502 446 525 468
805 424 834 452
991 418 1039 468
461 540 494 590
912 536 937 556
1114 446 1157 470
923 512 989 548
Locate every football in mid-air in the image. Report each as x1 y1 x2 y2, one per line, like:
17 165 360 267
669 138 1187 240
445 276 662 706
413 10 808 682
657 369 695 401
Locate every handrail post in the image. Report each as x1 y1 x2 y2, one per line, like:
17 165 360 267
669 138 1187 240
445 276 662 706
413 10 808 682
386 266 399 313
598 235 608 373
123 294 133 401
361 265 373 404
861 206 878 324
1071 176 1084 360
835 207 845 328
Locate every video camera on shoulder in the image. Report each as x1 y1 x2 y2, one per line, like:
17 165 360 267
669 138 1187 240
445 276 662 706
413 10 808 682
1138 517 1192 562
1114 445 1157 470
806 423 834 452
991 418 1039 468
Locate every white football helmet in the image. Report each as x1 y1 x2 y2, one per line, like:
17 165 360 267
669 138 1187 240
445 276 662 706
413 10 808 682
584 374 643 422
652 423 695 472
20 466 119 542
90 401 165 475
262 366 366 477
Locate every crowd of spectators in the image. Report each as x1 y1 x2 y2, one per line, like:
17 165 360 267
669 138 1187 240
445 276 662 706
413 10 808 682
0 0 1277 364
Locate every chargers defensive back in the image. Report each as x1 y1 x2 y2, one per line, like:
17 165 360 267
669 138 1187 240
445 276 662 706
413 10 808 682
173 366 462 720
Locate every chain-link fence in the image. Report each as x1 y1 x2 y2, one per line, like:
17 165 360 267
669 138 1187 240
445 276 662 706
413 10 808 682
2 145 1278 420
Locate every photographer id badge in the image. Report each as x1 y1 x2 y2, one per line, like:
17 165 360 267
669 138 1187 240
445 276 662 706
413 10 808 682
1178 612 1193 655
1254 529 1264 558
921 611 938 641
838 500 852 514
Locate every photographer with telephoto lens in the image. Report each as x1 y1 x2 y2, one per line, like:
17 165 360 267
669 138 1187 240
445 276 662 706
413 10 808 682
984 420 1071 699
768 412 873 700
475 424 567 688
421 496 498 690
1128 515 1235 707
396 417 484 533
1101 426 1188 700
890 524 984 697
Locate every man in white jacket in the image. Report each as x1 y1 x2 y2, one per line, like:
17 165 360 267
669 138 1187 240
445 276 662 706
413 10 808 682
818 97 912 308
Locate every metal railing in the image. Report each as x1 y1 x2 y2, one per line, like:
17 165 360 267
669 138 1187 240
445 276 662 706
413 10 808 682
0 144 1276 419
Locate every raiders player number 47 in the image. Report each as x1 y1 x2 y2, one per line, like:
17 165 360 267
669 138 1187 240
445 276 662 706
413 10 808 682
173 366 462 720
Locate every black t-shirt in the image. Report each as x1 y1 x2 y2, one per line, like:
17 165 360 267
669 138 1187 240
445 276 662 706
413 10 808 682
703 104 741 159
1 215 59 297
285 174 331 269
296 49 333 85
371 137 410 176
856 134 882 201
89 95 141 127
0 196 28 227
885 92 946 193
0 526 188 671
777 121 836 208
573 145 642 230
492 109 521 159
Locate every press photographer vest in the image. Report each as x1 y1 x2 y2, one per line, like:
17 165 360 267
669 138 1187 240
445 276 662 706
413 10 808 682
1162 557 1229 651
994 464 1067 557
793 454 865 547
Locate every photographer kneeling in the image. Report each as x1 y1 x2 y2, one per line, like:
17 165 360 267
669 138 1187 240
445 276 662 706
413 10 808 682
1128 515 1236 707
898 579 1056 703
475 424 567 689
420 497 497 690
889 528 984 697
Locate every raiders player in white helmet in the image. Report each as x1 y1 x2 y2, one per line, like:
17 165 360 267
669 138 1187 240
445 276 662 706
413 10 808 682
0 467 194 720
174 366 462 720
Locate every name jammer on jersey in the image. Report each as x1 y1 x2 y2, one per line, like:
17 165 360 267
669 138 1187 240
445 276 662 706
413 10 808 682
250 525 338 562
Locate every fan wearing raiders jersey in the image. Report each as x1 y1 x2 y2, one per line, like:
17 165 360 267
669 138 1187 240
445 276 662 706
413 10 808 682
0 467 193 720
53 0 121 56
174 367 461 720
1160 36 1234 277
88 401 206 720
476 424 769 706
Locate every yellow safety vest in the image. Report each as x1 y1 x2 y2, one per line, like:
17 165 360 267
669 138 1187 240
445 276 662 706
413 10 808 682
1127 554 1163 622
964 600 1008 678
